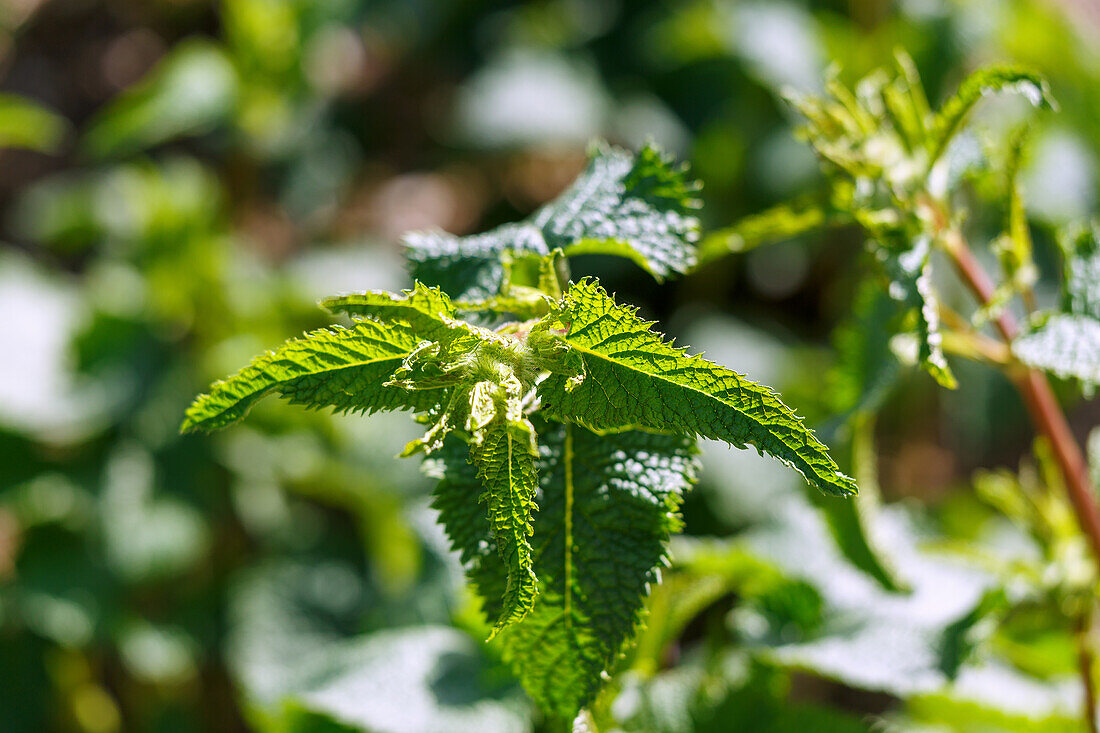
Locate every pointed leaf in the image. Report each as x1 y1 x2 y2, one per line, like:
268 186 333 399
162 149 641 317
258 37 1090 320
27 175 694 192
321 282 457 334
540 143 701 280
930 66 1055 168
181 319 446 433
431 421 699 718
534 281 856 497
695 195 844 267
406 144 700 301
467 397 540 636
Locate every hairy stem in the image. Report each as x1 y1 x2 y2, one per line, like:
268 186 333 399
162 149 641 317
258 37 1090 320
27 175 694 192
945 232 1100 566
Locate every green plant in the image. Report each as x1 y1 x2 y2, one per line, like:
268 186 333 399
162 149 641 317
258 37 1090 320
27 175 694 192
703 52 1100 733
182 143 856 722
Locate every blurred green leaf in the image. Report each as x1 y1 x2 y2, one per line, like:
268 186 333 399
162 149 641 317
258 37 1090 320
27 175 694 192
229 562 529 733
695 195 844 267
931 66 1056 170
0 93 68 152
82 40 238 158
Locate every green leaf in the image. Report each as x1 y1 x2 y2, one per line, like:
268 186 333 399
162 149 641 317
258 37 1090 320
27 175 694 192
432 421 698 718
878 235 958 389
0 93 68 152
534 280 856 497
828 277 902 417
813 413 908 593
1013 313 1100 387
82 40 238 159
321 282 457 334
226 561 530 733
466 381 540 637
546 142 701 280
406 224 550 303
181 319 448 433
930 66 1056 169
1059 222 1100 320
695 195 845 267
406 143 700 300
1013 224 1100 389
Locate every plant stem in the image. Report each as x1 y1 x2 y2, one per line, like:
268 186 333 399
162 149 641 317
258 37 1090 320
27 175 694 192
945 232 1100 566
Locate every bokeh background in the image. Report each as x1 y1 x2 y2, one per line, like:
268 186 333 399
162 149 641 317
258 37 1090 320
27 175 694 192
1 1 1099 731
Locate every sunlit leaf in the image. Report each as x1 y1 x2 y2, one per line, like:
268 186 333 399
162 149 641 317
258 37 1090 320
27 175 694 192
535 280 857 498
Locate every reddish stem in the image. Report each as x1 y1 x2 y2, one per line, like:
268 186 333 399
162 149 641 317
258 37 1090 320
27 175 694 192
949 238 1100 566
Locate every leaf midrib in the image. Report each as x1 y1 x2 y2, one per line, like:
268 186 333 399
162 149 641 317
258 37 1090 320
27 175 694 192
551 332 848 495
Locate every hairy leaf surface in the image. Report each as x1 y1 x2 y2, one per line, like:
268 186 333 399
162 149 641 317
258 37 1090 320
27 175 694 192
406 224 550 303
539 143 701 280
466 378 541 636
407 144 699 301
535 281 856 497
430 421 698 718
321 282 457 334
182 319 445 433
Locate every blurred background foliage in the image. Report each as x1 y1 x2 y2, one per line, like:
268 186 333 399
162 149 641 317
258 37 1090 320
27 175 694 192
0 0 1099 731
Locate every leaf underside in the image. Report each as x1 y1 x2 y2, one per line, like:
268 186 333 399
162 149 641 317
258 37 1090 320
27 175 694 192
431 420 698 718
536 280 856 498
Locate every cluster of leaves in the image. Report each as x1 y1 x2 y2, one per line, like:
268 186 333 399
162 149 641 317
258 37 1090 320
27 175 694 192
182 144 856 719
689 48 1100 733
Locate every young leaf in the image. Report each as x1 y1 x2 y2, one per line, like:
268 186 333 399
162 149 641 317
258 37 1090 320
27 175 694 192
533 280 857 498
181 319 448 433
466 378 541 636
406 143 700 301
320 282 457 334
929 66 1056 169
431 421 699 718
539 142 701 280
